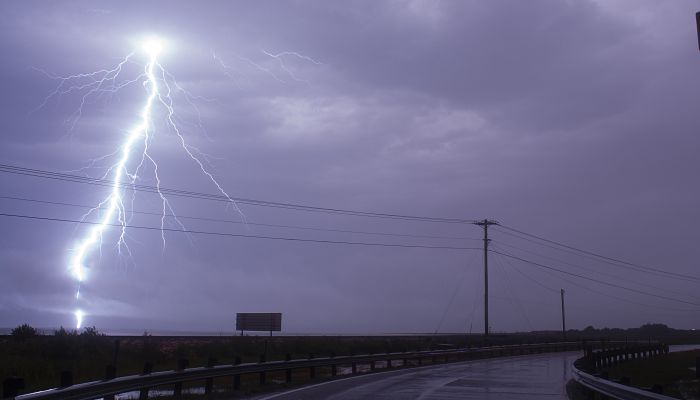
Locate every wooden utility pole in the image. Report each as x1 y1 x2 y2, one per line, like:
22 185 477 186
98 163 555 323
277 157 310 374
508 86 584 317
561 289 566 340
474 219 498 340
696 12 700 50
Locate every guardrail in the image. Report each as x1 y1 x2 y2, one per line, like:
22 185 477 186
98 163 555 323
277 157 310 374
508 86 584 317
6 341 583 400
572 367 677 400
571 343 675 400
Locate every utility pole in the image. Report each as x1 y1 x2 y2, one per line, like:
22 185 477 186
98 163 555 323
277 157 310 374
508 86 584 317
561 289 566 340
696 11 700 51
474 219 498 341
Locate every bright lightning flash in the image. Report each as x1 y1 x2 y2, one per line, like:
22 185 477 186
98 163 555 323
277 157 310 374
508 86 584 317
53 37 243 329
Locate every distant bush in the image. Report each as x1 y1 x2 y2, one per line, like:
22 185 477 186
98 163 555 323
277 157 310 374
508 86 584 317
54 326 78 337
11 324 37 340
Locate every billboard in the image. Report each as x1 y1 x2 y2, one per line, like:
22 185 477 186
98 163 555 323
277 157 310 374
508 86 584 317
236 313 282 334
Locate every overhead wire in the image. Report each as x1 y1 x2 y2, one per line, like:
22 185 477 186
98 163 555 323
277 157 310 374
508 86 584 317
497 224 700 282
491 245 698 314
0 163 476 224
491 249 700 309
491 253 533 331
0 195 479 242
0 211 482 251
492 240 700 300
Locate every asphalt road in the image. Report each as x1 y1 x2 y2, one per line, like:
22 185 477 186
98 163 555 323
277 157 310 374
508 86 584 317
255 351 581 400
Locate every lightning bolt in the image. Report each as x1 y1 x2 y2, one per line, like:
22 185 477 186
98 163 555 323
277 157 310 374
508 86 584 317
39 37 244 329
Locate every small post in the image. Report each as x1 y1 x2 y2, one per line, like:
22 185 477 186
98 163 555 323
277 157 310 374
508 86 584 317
205 358 216 398
139 362 153 399
352 362 357 374
233 374 241 390
104 365 117 400
560 289 566 340
174 359 188 399
285 353 292 383
309 353 316 379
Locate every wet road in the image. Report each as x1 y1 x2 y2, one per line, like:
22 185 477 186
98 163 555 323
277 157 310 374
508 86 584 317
257 351 581 400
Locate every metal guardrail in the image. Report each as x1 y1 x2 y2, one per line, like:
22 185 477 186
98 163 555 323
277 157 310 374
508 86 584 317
572 366 677 400
9 341 582 400
571 343 676 400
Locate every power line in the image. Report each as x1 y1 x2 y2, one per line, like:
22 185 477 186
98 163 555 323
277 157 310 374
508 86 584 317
491 245 559 293
0 211 482 251
0 163 477 224
0 195 479 242
491 249 700 308
491 244 697 313
495 225 700 282
493 240 700 298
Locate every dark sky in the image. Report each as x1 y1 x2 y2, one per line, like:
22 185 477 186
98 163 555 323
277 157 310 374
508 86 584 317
1 0 699 334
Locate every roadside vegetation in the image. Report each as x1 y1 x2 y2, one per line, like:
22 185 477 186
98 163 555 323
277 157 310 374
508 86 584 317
603 349 700 399
2 322 699 396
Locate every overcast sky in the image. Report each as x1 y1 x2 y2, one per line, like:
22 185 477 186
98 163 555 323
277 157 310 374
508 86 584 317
1 0 699 334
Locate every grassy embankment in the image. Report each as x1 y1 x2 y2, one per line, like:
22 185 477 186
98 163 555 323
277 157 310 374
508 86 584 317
603 349 699 399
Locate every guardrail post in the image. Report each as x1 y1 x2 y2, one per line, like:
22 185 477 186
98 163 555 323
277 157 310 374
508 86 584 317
259 353 267 385
138 362 153 399
370 361 376 371
103 365 117 400
59 370 73 388
2 377 24 398
233 356 242 390
104 364 116 380
352 362 357 374
309 353 316 379
387 359 392 369
285 354 292 383
174 359 189 399
205 358 217 397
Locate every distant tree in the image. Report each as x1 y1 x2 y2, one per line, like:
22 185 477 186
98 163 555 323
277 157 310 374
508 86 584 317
582 325 596 333
639 323 671 336
54 326 78 337
80 326 105 337
11 323 37 340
